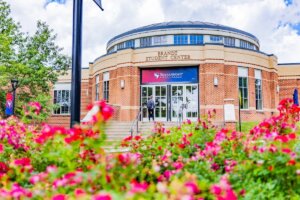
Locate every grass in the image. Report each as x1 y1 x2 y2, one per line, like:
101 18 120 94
236 121 259 133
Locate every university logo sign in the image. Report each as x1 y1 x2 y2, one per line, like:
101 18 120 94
142 67 198 84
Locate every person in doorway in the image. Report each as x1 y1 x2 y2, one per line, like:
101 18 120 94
147 95 155 121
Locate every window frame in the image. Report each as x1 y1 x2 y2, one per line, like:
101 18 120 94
95 75 99 101
255 69 263 110
125 40 135 48
53 84 71 115
140 37 152 47
174 34 188 45
224 36 235 46
103 72 110 102
210 35 223 43
153 35 167 45
190 34 203 45
238 67 249 110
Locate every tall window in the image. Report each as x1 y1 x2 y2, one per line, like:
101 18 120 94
107 46 115 53
238 67 248 109
125 40 135 48
190 35 203 44
174 35 188 45
255 69 263 110
140 37 152 47
95 75 99 101
103 72 109 102
53 84 71 115
210 35 223 43
240 40 254 49
153 36 167 45
224 37 235 46
117 42 124 50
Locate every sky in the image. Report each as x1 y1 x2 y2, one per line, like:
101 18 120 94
6 0 300 66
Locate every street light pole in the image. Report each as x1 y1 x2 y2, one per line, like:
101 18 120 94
70 0 104 127
11 79 19 115
70 0 83 127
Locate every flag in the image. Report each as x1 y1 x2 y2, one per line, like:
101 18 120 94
44 0 66 8
293 88 299 106
5 93 14 116
93 0 104 11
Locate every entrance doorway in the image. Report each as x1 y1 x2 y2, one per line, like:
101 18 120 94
141 84 198 122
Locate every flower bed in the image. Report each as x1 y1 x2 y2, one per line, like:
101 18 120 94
0 99 299 199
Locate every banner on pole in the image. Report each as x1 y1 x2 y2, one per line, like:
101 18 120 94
5 93 13 116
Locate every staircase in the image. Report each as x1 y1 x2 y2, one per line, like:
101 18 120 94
104 121 179 141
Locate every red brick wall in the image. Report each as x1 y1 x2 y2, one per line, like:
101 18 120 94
48 64 281 126
200 64 278 123
279 79 300 100
96 66 140 121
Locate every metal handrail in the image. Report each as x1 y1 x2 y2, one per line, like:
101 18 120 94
130 106 142 137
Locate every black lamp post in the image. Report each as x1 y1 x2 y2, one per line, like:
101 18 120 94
11 79 19 115
70 0 104 127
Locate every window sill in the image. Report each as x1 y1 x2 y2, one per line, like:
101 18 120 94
51 114 71 116
256 110 264 113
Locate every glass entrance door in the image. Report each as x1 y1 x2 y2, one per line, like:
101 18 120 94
171 84 198 122
154 86 167 121
141 84 198 122
141 85 167 121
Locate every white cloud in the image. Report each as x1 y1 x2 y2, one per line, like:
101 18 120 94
6 0 300 64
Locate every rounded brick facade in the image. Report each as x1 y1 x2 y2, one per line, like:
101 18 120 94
48 22 300 127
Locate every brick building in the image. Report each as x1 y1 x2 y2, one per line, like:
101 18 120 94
47 21 300 127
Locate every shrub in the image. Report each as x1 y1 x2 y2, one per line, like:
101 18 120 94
0 98 299 199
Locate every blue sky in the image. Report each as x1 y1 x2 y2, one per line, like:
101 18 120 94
6 0 300 65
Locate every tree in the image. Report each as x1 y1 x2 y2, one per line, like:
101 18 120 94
0 0 71 117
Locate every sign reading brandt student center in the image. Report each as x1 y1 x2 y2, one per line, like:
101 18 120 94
141 67 198 84
145 51 191 62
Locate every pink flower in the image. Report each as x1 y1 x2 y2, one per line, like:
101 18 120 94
163 170 173 179
74 188 85 197
210 176 237 200
10 183 32 198
173 162 184 170
93 193 112 200
52 194 67 200
129 180 149 194
95 101 114 121
211 185 222 195
0 143 3 153
269 145 277 153
185 182 200 194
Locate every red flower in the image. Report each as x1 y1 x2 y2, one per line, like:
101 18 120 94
275 135 289 143
14 158 31 166
0 162 8 174
268 166 274 171
288 133 296 140
288 159 296 166
282 148 291 154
